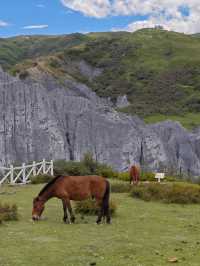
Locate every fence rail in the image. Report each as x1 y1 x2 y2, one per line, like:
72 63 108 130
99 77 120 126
0 159 54 185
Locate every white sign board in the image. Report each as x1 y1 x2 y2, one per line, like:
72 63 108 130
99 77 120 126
155 173 165 182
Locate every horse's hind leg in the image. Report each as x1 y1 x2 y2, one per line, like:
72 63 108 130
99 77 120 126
96 199 103 224
62 199 69 223
66 200 75 223
105 206 111 224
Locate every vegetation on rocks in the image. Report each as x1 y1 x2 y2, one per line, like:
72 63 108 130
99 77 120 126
1 29 200 127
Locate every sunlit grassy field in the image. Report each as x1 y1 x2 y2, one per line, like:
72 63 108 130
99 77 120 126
1 183 200 266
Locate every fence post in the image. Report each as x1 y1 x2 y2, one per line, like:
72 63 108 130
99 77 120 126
10 165 14 184
33 161 36 176
22 163 26 184
50 160 54 176
42 159 46 174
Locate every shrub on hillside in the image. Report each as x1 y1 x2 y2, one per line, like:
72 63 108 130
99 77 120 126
117 172 130 182
54 160 90 176
117 170 179 182
74 199 117 216
111 182 131 193
54 154 117 178
0 203 18 223
165 175 178 182
140 172 155 182
117 171 157 182
30 174 53 184
82 152 98 173
95 164 117 179
131 182 200 204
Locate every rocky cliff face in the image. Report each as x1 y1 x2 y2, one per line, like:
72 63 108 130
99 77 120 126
0 67 200 176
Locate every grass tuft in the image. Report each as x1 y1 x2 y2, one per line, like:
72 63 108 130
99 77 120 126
0 202 18 223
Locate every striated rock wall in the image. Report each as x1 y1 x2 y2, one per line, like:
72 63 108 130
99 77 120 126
0 68 200 176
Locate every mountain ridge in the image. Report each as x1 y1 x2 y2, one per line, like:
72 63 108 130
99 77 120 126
1 29 200 129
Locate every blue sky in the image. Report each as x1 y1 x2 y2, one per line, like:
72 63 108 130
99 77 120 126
0 1 199 37
0 0 140 37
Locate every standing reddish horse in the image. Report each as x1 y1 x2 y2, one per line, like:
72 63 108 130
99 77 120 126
129 165 140 185
32 175 111 224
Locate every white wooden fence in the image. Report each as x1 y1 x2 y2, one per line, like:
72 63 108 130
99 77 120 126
0 159 54 185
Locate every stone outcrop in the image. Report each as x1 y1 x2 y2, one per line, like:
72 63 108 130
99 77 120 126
0 67 200 176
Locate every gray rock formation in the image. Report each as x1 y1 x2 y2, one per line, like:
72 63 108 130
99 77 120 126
0 67 200 176
116 95 130 108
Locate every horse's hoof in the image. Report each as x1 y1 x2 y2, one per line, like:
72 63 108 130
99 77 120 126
106 218 111 224
71 217 76 223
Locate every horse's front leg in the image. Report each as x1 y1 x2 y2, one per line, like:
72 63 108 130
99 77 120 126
62 199 69 223
66 200 76 223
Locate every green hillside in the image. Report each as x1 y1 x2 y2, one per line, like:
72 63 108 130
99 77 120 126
1 29 200 127
0 33 88 69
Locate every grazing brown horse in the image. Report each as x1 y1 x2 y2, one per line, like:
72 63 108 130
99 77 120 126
32 175 111 224
129 165 140 185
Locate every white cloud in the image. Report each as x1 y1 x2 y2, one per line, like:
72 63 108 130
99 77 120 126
22 25 48 29
60 0 200 33
0 20 9 27
60 0 111 18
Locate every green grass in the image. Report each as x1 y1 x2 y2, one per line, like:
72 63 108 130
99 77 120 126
1 183 200 265
144 112 200 129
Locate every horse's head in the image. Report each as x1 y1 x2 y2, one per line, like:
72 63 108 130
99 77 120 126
32 196 45 221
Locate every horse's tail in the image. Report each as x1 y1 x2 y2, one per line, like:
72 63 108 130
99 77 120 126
102 180 111 222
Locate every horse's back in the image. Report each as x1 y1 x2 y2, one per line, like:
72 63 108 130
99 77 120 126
63 175 106 186
57 175 107 200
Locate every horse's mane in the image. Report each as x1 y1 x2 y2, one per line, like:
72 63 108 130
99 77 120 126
38 175 63 196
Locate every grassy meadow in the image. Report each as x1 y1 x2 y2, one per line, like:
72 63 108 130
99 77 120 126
1 181 200 266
